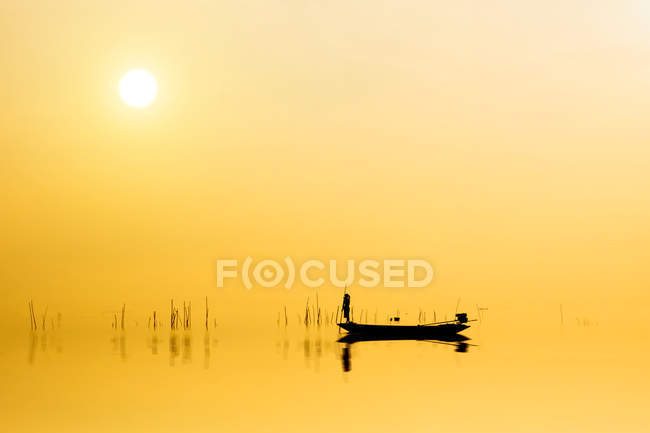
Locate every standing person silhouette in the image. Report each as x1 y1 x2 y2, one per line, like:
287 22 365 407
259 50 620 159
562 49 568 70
342 293 351 323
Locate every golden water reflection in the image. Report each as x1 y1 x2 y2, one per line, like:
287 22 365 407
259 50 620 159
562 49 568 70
7 324 650 433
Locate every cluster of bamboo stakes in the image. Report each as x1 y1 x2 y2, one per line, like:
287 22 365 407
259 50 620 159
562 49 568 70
111 304 126 329
276 295 341 328
277 300 377 328
276 297 395 328
28 300 60 331
168 299 193 330
113 297 217 331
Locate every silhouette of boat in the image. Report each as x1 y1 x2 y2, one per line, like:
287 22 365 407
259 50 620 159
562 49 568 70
337 314 471 339
337 294 473 339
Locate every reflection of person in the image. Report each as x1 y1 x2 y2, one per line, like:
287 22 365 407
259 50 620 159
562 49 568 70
342 294 351 322
341 345 351 372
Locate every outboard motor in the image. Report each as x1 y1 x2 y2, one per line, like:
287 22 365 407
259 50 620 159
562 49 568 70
455 313 468 323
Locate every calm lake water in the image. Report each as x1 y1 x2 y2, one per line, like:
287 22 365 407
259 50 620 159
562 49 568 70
2 320 649 433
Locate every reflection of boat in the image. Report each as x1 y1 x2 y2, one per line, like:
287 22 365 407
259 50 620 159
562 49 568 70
338 334 471 357
337 330 472 372
337 332 470 344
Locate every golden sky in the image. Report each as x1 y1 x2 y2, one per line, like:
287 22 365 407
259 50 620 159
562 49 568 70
2 1 650 327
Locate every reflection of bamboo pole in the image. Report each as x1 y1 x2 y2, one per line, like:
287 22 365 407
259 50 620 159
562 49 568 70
121 304 125 330
205 297 209 330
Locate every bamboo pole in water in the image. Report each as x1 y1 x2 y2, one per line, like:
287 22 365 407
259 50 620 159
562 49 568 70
28 301 35 330
42 306 48 331
31 301 38 330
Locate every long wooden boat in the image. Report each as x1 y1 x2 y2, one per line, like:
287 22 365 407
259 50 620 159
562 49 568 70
337 313 472 338
337 331 470 344
337 321 469 338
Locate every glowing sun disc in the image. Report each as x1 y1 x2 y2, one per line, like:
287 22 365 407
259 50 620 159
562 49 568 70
119 69 157 107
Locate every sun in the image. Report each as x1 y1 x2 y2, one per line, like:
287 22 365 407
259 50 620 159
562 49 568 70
119 69 157 108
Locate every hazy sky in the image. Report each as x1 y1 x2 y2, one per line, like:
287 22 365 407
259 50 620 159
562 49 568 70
2 1 650 327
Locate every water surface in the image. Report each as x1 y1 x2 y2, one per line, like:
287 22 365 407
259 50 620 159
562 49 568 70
2 321 648 433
